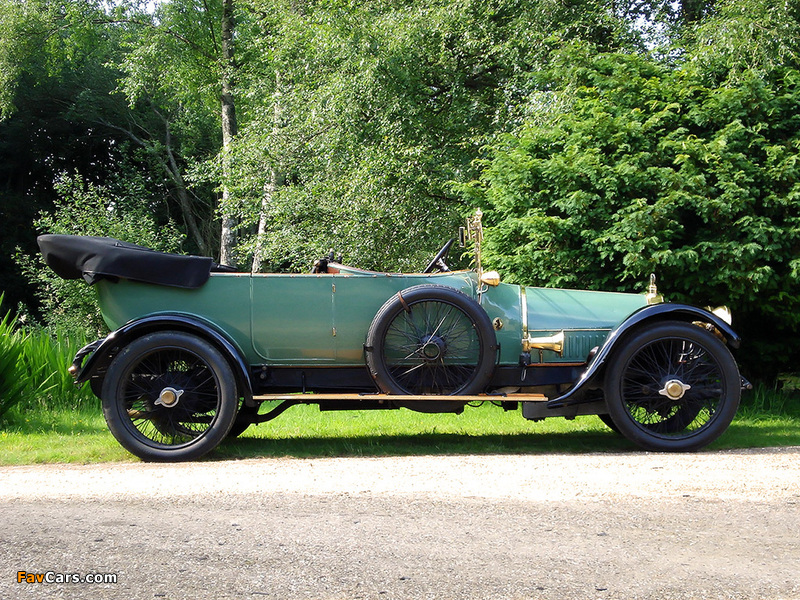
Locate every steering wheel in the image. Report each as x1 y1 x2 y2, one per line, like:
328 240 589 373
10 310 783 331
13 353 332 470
423 238 455 273
310 249 342 274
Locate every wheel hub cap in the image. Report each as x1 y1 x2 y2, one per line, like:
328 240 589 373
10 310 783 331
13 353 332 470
658 379 691 400
155 387 184 408
420 335 446 361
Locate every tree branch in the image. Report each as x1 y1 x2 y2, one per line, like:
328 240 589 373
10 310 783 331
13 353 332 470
92 17 217 62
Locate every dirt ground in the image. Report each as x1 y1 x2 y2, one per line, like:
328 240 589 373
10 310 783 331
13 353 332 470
1 448 799 599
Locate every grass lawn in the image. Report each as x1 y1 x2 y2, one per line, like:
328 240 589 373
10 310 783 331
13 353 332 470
1 395 798 464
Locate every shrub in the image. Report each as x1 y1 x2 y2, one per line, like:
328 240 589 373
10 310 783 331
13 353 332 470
0 299 57 418
18 172 184 336
20 327 95 411
466 48 800 381
0 309 30 417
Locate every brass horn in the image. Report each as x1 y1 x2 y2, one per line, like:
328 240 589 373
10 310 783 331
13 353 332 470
523 331 565 356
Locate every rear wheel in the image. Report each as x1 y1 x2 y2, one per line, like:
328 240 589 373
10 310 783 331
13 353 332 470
365 285 497 402
101 331 238 461
604 322 740 451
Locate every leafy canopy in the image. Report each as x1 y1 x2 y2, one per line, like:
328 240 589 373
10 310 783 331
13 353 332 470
468 36 800 378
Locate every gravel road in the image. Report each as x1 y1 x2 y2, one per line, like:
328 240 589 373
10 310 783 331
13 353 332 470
1 448 799 600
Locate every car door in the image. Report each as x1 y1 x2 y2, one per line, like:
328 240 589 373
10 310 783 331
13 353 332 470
250 274 336 363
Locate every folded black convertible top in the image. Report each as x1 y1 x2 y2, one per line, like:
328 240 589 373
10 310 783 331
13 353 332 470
37 234 228 289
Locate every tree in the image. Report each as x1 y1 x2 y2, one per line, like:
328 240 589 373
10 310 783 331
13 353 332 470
467 40 800 380
219 0 239 265
225 0 656 274
689 0 800 81
0 0 146 313
112 0 241 260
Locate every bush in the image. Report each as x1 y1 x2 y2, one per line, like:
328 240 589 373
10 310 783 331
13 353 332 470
0 300 57 418
0 309 31 417
466 48 800 381
18 172 184 336
20 327 95 411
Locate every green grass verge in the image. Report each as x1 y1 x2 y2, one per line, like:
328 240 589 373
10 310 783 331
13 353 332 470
1 390 798 464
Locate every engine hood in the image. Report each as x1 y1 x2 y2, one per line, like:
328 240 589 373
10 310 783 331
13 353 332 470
481 282 649 365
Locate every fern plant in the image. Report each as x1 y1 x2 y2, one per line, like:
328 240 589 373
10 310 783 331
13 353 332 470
0 309 32 418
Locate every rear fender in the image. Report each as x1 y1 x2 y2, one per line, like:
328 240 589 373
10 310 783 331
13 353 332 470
74 314 254 406
547 303 741 409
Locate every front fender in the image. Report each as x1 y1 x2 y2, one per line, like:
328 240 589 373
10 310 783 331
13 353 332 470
547 303 741 409
74 314 254 406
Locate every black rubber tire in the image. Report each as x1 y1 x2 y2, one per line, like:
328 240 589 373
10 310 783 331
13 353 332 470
227 403 259 438
597 414 621 434
101 331 238 461
603 321 741 452
365 284 497 397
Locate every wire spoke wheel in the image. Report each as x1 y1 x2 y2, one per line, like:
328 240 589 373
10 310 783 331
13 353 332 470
384 299 482 394
366 285 497 400
604 322 740 451
122 349 220 443
621 338 718 435
102 332 237 461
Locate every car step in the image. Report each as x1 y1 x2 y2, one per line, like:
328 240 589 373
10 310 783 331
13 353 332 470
252 392 548 403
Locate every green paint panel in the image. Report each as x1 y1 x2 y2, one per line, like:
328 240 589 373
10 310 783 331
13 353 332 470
98 271 476 367
525 287 647 331
94 269 646 368
96 274 255 361
478 282 525 365
250 275 336 363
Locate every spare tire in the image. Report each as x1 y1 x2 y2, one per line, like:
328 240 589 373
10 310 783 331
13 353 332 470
365 284 497 400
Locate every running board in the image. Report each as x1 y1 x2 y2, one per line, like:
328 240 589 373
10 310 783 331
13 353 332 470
246 393 606 424
252 392 548 403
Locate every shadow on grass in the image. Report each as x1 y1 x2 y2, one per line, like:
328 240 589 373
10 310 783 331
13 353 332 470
216 430 641 459
2 404 798 465
719 420 800 448
0 407 107 436
213 421 800 460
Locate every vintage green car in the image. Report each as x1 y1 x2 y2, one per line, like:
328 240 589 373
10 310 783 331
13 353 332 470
38 213 747 461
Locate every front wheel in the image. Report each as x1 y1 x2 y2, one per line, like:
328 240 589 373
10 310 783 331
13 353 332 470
603 321 741 452
101 331 238 461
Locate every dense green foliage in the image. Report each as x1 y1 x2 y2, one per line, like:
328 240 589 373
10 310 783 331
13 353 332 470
1 0 798 380
467 2 800 379
19 174 183 335
0 308 34 418
219 0 648 271
0 298 80 418
0 0 680 279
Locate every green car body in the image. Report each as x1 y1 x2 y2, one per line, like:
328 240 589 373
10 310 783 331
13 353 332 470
38 230 747 461
95 268 647 367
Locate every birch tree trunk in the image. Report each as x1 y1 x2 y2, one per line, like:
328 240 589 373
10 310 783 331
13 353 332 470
219 0 238 266
251 167 284 272
251 70 284 273
98 112 208 255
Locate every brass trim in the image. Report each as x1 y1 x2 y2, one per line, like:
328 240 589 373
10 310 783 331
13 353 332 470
480 270 501 287
524 331 565 356
520 286 529 351
708 306 732 325
646 273 664 305
155 387 184 408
